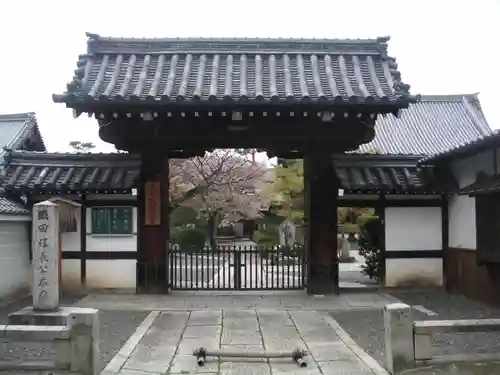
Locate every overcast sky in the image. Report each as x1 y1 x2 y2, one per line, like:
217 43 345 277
0 0 498 155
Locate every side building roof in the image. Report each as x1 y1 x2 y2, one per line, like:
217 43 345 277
333 154 454 194
2 94 488 198
0 113 46 158
419 129 500 166
2 150 453 196
0 113 46 215
417 130 500 196
2 151 140 195
358 94 492 155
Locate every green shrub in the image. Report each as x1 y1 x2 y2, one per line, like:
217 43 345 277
253 230 278 259
357 215 381 281
169 227 183 246
253 230 277 247
177 227 207 252
218 226 235 237
170 206 199 227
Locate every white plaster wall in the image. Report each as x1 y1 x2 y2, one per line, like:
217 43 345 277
85 207 137 288
85 260 136 289
385 259 443 287
60 206 81 252
448 194 476 249
446 151 495 251
385 206 442 287
50 202 83 289
61 259 81 290
0 220 31 299
385 207 442 251
27 196 139 291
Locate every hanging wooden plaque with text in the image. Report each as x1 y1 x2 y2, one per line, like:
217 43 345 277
145 181 161 226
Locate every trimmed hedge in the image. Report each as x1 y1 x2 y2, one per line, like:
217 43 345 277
253 230 277 247
357 215 381 280
177 227 207 251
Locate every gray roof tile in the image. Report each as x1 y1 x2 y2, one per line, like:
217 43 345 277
0 112 45 214
2 151 140 194
419 130 500 165
333 154 451 194
53 33 416 111
0 195 29 215
357 94 492 155
0 112 45 157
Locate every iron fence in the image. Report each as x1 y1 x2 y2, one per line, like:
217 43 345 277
167 245 305 290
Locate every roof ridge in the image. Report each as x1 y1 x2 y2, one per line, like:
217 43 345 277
6 150 133 157
0 112 34 121
85 32 391 44
84 32 394 57
419 94 480 102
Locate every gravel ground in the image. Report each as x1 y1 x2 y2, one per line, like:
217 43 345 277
0 293 149 371
98 309 149 367
331 290 500 368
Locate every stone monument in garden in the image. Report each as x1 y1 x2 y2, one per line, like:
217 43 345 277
279 219 296 248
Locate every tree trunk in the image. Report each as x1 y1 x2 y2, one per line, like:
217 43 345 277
207 212 218 250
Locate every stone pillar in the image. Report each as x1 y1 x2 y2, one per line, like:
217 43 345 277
32 201 60 311
384 303 414 374
303 153 338 295
137 152 170 293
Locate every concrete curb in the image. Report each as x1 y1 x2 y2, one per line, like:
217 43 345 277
102 310 159 375
322 313 389 375
77 306 391 312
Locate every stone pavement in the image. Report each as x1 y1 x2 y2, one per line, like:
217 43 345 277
76 291 397 311
103 308 386 375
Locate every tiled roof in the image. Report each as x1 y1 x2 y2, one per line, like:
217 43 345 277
357 94 492 156
419 129 500 165
2 151 140 194
333 154 451 194
0 113 45 215
0 113 46 157
53 33 416 111
459 172 500 196
0 195 29 215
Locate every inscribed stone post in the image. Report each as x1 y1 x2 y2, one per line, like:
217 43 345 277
384 303 414 374
32 201 60 310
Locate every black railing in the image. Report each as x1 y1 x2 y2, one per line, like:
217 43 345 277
168 245 305 290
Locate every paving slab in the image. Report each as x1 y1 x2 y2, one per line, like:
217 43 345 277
76 291 397 311
219 362 271 375
188 310 223 326
270 361 323 375
184 325 222 338
318 360 376 375
170 354 219 374
106 306 384 374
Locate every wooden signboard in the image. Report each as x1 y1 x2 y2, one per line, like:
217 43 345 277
145 181 161 226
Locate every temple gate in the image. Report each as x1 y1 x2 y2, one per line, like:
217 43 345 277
53 33 416 294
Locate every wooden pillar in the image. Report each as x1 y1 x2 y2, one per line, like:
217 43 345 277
376 195 386 286
304 153 339 295
137 152 170 293
441 194 449 290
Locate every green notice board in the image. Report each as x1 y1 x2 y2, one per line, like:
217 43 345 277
91 207 133 234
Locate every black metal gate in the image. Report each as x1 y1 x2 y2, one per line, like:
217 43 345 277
168 245 305 290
